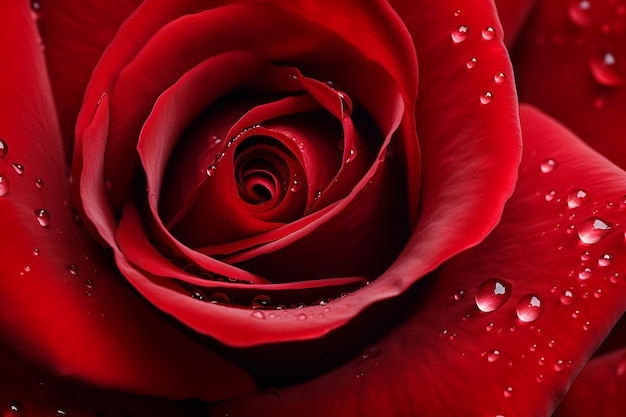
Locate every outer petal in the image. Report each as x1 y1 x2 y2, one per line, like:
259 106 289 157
0 0 254 400
37 0 142 160
492 0 540 47
209 107 626 416
511 0 626 168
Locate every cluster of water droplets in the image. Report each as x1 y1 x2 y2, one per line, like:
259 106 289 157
451 10 506 105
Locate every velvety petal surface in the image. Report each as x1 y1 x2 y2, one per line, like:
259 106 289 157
511 0 626 168
0 0 254 401
209 106 626 417
36 0 142 160
493 0 540 46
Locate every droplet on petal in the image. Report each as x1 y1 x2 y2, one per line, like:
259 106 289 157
568 0 592 27
0 174 9 196
482 26 496 40
578 217 613 244
0 138 8 158
598 253 613 266
11 163 24 175
516 294 544 322
251 311 266 320
475 278 512 312
466 56 478 69
494 72 506 84
451 25 470 43
487 349 501 362
540 158 558 173
560 289 578 305
252 294 271 309
3 401 25 417
589 51 625 87
34 209 50 227
578 267 592 280
480 91 493 104
66 263 80 276
567 189 591 208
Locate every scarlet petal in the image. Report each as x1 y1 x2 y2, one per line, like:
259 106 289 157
0 1 254 401
511 0 626 168
209 107 626 416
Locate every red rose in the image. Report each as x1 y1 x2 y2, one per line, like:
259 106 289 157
0 1 624 417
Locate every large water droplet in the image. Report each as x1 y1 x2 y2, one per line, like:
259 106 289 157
480 91 493 104
451 25 469 43
590 51 625 87
482 26 496 40
568 0 592 27
475 278 512 312
34 209 50 227
540 158 558 173
567 189 591 208
0 139 8 158
598 253 613 266
466 56 478 69
209 292 230 304
560 289 579 306
0 175 8 196
516 294 544 322
252 294 271 309
578 217 613 244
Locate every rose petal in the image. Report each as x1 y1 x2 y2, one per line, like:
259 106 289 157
511 0 626 168
0 1 254 401
37 0 142 160
492 0 540 47
208 105 626 416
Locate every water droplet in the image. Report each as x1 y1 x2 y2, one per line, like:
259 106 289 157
206 165 217 177
466 57 478 69
583 321 591 330
580 251 592 261
452 289 466 301
503 386 513 398
598 253 613 266
361 345 380 360
0 139 8 158
544 190 557 201
560 289 578 305
578 217 613 244
23 265 31 273
32 248 40 256
578 267 592 280
568 0 592 27
0 175 9 196
516 294 544 322
451 25 469 43
355 371 365 379
66 263 79 276
554 359 567 372
3 401 24 417
572 309 581 318
494 72 506 84
454 9 461 17
251 311 266 320
56 409 66 417
482 26 496 40
567 189 591 208
191 290 205 300
209 292 230 304
590 51 625 87
487 349 501 362
540 158 558 173
252 294 271 309
11 163 24 175
314 191 322 200
290 179 301 192
34 209 50 227
480 91 493 104
296 313 308 321
475 278 512 312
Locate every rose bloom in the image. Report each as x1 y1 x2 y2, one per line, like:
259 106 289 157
0 0 625 416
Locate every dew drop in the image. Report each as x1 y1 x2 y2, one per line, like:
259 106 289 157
252 294 271 309
568 0 592 27
206 165 217 177
451 25 469 43
251 310 266 320
3 401 24 417
454 9 461 17
475 278 512 312
590 51 624 87
567 189 591 208
209 292 230 304
487 349 501 362
66 263 79 276
480 91 493 104
516 294 544 322
452 289 466 301
583 321 591 330
290 179 301 193
296 313 308 321
580 251 593 261
0 139 7 158
554 359 567 372
482 26 496 40
361 345 380 360
544 190 557 201
11 163 24 175
494 72 506 84
540 158 558 173
466 57 478 69
0 175 9 197
191 289 206 300
560 289 578 306
578 217 613 244
578 267 592 280
32 248 40 256
503 386 513 398
34 209 50 227
486 322 495 331
598 253 613 266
